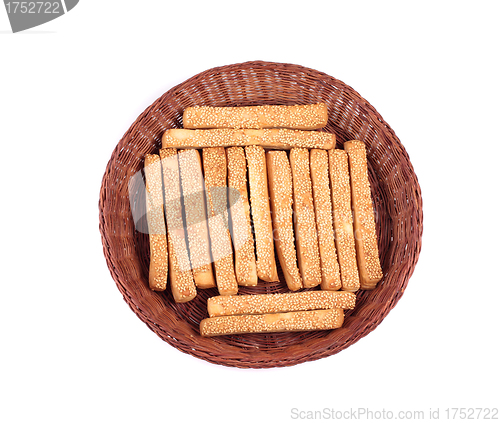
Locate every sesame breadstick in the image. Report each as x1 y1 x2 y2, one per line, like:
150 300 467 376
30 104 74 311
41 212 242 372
183 103 328 130
289 148 322 288
162 128 335 150
202 148 238 296
266 150 303 291
226 147 258 286
310 149 342 291
344 141 383 290
200 308 344 337
177 149 216 289
158 148 197 302
207 290 356 317
329 149 360 292
144 154 168 291
245 146 279 282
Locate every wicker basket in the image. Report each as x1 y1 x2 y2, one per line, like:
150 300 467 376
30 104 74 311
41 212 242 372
98 61 423 368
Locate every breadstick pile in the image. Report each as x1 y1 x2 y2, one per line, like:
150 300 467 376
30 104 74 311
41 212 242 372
142 102 383 336
201 290 355 336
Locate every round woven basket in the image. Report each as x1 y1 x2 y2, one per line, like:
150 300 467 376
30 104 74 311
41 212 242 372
99 61 423 368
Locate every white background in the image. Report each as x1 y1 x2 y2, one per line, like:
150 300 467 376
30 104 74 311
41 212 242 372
1 1 499 422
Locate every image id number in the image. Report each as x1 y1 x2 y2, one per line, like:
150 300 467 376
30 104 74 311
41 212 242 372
5 2 61 14
445 408 498 419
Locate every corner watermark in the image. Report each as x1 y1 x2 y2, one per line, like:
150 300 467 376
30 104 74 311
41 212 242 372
290 407 498 420
3 0 79 33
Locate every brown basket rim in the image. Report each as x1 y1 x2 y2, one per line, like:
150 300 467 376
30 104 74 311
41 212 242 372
99 60 423 368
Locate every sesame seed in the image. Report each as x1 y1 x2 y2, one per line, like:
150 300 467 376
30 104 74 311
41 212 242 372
266 150 303 291
202 147 238 296
329 149 360 292
245 145 278 282
144 154 169 291
162 128 335 150
227 147 258 286
290 148 322 288
344 140 383 289
182 103 328 130
177 149 215 289
207 290 356 317
310 149 342 291
200 308 344 337
159 148 197 302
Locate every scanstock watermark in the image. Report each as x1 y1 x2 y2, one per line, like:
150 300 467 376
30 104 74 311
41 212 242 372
3 0 79 33
290 407 499 420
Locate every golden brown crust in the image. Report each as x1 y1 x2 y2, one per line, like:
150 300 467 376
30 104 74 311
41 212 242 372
289 148 322 288
207 290 356 317
329 149 360 292
226 147 258 286
344 141 383 289
245 146 278 282
177 149 215 289
200 308 344 337
162 128 335 150
158 148 197 302
202 148 238 295
266 150 303 291
144 154 168 291
310 149 342 291
183 103 328 130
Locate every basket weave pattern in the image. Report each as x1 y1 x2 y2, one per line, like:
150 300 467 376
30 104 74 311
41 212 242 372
99 61 423 368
